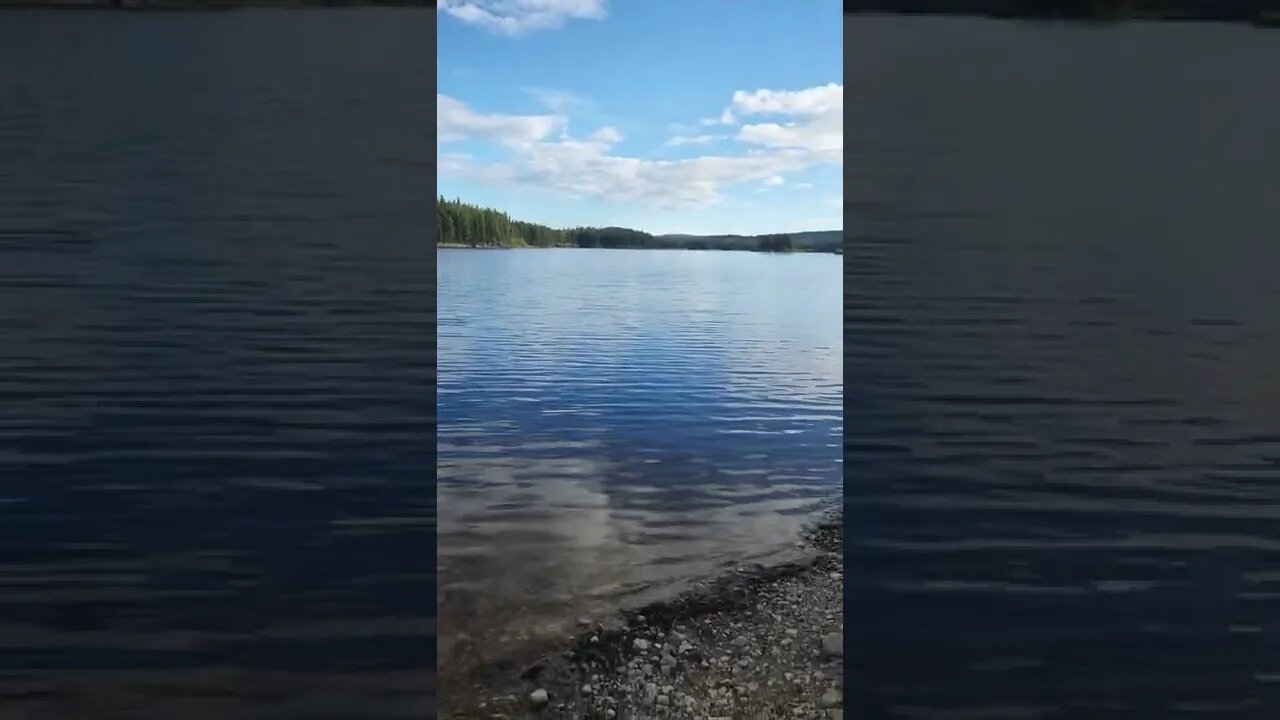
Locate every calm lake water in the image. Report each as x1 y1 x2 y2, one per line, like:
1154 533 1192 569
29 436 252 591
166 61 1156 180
0 10 432 719
846 16 1280 718
436 248 842 673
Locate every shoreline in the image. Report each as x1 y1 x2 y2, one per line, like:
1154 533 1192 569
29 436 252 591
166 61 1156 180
437 244 841 255
844 6 1280 26
440 508 844 719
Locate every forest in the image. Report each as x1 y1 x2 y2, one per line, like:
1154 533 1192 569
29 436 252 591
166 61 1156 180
436 197 840 253
842 0 1280 23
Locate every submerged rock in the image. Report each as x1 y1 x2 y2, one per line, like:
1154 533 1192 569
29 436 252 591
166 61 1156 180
530 688 549 707
821 631 843 658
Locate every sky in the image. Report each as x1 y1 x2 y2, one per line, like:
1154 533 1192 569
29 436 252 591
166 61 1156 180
436 0 843 236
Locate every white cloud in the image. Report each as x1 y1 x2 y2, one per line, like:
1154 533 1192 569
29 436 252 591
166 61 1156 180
437 84 842 209
664 134 718 148
728 82 843 153
730 83 843 116
794 182 814 189
439 0 607 37
523 87 593 115
437 94 563 147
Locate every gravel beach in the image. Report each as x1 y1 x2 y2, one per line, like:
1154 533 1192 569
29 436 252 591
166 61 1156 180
443 511 844 720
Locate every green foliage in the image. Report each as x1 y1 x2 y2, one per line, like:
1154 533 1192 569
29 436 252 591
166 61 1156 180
436 197 570 247
758 234 795 252
436 198 840 253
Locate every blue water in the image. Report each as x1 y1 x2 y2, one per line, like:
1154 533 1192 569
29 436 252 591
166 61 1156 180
436 248 843 677
845 16 1280 718
0 9 432 719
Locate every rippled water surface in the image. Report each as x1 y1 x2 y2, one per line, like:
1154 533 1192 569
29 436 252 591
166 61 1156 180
436 248 842 672
0 10 431 719
845 16 1280 718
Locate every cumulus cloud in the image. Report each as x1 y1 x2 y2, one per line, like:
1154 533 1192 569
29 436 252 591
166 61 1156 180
437 83 842 208
523 87 594 114
437 94 563 147
725 83 843 153
664 134 719 148
439 0 607 37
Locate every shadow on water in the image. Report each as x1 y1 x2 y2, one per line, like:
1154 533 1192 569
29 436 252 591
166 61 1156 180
844 15 1280 718
0 9 433 719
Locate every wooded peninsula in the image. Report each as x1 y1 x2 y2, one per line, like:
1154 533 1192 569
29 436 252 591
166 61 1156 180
436 198 842 254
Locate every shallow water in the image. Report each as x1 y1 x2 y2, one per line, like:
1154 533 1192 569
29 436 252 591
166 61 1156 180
0 10 432 718
845 16 1280 717
436 248 843 670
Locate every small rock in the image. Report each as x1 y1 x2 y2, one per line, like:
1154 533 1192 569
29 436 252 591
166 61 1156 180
732 635 749 649
785 628 797 637
634 639 651 652
530 689 549 707
821 688 842 707
821 632 843 658
657 695 669 706
582 684 592 694
678 641 694 654
577 617 591 627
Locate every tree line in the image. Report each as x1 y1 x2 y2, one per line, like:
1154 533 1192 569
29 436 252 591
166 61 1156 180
436 197 810 252
842 0 1280 22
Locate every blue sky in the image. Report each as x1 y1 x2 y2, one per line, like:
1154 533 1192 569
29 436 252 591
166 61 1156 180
437 0 843 236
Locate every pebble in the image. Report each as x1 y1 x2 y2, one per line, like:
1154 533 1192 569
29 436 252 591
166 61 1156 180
821 688 842 707
634 638 651 652
821 631 843 658
530 689 549 707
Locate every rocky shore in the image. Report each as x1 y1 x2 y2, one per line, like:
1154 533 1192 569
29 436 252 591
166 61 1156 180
443 511 844 720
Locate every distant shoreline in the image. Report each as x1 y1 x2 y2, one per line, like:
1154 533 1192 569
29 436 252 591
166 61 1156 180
844 4 1280 27
437 243 841 254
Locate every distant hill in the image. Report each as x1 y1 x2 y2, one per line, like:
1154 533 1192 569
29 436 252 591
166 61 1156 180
843 0 1280 24
437 197 841 253
658 230 843 253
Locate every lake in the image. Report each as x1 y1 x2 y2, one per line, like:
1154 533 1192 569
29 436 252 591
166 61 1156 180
845 16 1280 717
0 9 432 719
436 248 843 679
